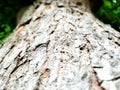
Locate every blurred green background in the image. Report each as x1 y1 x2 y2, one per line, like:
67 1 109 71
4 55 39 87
0 0 35 44
0 0 120 44
95 0 120 31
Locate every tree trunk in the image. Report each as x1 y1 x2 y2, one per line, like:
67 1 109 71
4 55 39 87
0 0 120 90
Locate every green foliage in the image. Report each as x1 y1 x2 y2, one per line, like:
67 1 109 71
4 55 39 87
95 0 120 31
0 0 35 44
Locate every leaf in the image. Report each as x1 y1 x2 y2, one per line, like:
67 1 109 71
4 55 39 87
4 25 11 33
103 0 112 9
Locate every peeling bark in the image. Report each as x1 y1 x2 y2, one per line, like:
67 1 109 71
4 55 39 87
0 0 120 90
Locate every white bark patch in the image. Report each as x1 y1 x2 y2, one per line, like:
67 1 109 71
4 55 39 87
0 0 120 90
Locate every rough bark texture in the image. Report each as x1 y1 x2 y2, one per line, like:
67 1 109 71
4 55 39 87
0 0 120 90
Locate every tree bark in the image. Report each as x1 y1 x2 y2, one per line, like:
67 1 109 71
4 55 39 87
0 0 120 90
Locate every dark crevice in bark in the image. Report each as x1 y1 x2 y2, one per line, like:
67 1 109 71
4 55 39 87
0 43 4 49
14 51 23 65
108 37 112 40
76 2 82 6
92 66 103 69
49 30 55 35
10 60 29 76
58 5 65 8
0 45 15 63
33 44 46 51
34 75 42 90
34 2 42 9
4 59 28 89
107 76 120 81
35 5 40 9
4 64 11 70
20 18 32 26
114 41 120 46
34 16 41 21
44 2 51 5
33 40 50 51
34 62 50 90
90 71 105 90
79 44 87 50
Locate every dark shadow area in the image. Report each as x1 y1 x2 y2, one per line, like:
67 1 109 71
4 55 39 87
89 0 103 12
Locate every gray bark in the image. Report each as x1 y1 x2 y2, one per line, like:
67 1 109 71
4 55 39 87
0 0 120 90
